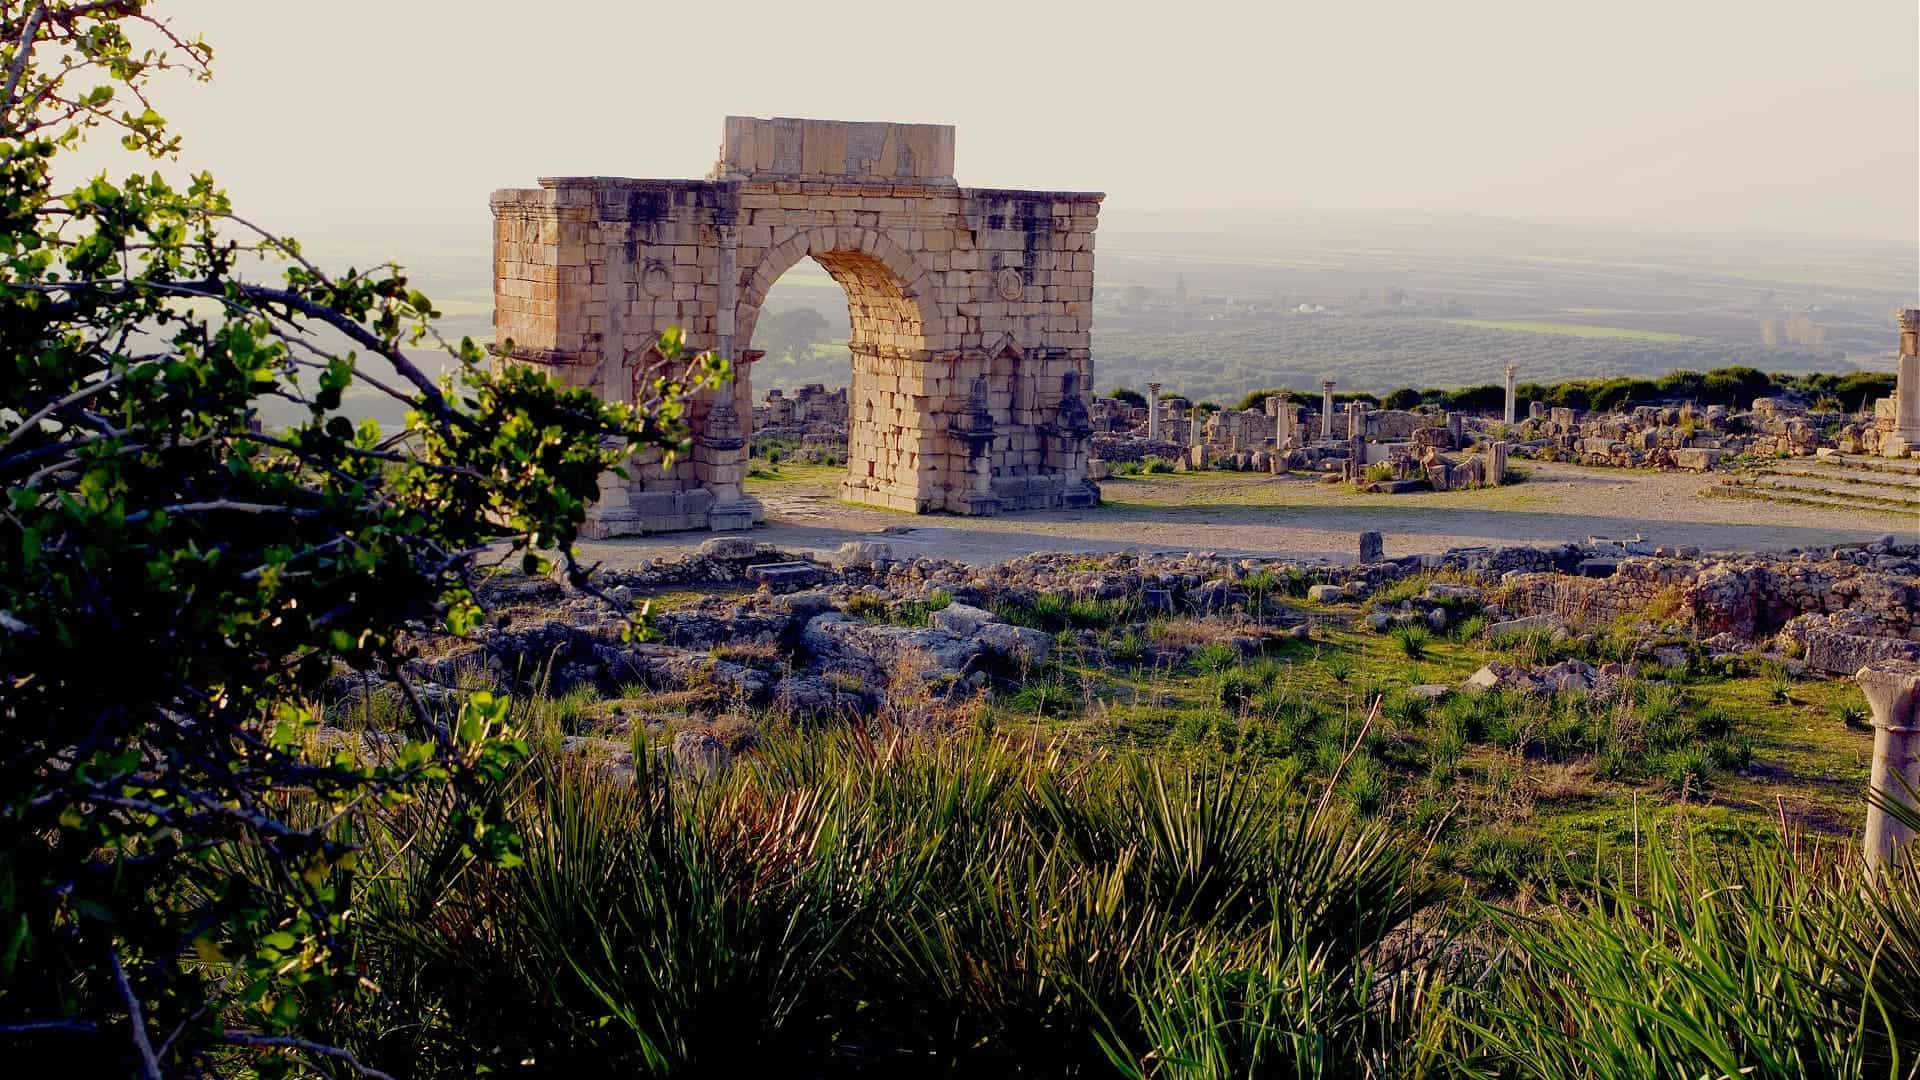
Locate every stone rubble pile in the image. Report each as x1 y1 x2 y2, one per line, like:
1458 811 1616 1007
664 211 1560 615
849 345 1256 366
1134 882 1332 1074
363 531 1920 746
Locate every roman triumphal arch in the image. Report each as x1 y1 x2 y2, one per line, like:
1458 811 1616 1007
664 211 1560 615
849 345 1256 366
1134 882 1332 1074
490 116 1104 536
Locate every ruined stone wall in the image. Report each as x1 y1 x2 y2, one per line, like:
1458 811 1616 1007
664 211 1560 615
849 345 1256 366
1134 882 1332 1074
1501 559 1698 626
491 117 1103 533
1206 409 1271 450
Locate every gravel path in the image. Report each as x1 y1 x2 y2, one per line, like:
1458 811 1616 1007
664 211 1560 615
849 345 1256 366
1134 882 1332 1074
574 461 1919 569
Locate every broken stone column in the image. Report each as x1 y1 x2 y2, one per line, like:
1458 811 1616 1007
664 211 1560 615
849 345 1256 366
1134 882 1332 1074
1529 401 1545 421
1503 364 1518 425
1486 441 1508 485
1321 380 1335 440
1446 411 1463 447
1358 531 1383 562
1147 382 1162 442
1347 400 1369 440
1859 660 1920 876
1892 309 1920 457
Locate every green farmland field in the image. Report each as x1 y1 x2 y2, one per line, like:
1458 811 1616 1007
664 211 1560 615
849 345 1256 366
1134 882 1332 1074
1442 318 1699 342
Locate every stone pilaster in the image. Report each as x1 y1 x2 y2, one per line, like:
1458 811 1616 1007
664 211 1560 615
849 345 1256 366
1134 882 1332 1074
698 389 760 531
1043 371 1098 507
949 374 1000 515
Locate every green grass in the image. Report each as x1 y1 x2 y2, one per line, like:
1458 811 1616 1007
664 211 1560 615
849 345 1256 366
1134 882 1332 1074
1441 318 1699 342
742 460 844 489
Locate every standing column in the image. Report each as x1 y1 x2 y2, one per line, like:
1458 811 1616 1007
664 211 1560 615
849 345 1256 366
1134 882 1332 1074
1147 382 1162 442
1321 380 1335 440
1894 310 1920 455
1859 660 1920 877
1503 364 1518 425
1273 396 1287 448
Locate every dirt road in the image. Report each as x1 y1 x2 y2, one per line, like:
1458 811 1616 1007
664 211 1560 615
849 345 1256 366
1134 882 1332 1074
573 462 1918 569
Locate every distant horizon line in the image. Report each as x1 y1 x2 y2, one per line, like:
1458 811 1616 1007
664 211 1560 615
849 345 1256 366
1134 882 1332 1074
253 202 1916 254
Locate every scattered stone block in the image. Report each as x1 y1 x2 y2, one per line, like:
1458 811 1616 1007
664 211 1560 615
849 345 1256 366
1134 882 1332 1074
745 561 827 591
1650 644 1691 669
930 602 998 635
1486 614 1561 638
671 730 730 781
1424 583 1484 606
1538 660 1597 693
801 613 984 679
1358 531 1384 562
976 623 1053 665
832 540 894 569
699 536 758 560
1804 629 1920 676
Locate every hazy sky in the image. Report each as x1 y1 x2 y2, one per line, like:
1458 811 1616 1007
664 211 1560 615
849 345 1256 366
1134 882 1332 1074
111 0 1920 243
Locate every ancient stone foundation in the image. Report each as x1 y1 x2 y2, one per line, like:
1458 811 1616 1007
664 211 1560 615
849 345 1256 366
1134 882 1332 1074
492 116 1104 535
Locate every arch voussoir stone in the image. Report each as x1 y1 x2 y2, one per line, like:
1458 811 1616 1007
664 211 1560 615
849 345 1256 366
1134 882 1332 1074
491 115 1103 534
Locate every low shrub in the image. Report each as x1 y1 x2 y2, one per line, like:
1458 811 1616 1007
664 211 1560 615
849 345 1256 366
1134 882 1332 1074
1451 614 1489 643
1191 642 1240 674
1391 624 1431 660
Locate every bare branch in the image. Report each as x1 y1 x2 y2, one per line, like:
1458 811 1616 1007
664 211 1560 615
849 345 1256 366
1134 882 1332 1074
0 1 46 124
0 1017 101 1035
110 947 162 1080
223 1030 397 1080
0 370 122 457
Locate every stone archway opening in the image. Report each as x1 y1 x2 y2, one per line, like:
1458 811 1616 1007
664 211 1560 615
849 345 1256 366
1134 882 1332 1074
737 232 941 512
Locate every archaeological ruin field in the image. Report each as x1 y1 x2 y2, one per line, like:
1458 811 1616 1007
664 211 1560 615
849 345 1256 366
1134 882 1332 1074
7 4 1920 1075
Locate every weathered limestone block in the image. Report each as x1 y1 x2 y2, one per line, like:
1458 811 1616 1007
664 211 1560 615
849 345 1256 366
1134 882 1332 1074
1486 441 1508 485
1358 531 1384 562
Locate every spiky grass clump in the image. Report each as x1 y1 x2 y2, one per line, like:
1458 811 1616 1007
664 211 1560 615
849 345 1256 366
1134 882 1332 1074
1474 831 1920 1078
1391 624 1431 660
344 730 1450 1076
